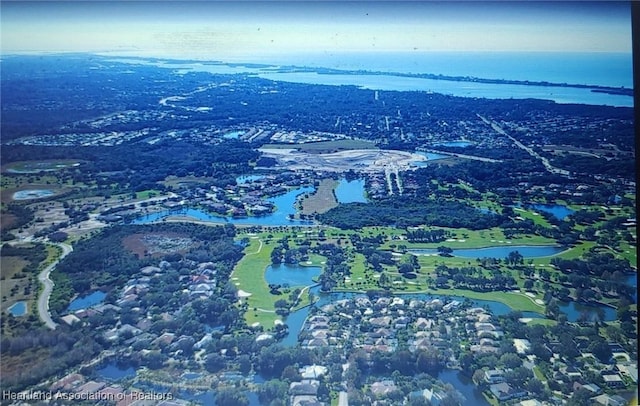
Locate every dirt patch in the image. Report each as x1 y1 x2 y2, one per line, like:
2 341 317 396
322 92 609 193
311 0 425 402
123 232 198 258
258 148 426 173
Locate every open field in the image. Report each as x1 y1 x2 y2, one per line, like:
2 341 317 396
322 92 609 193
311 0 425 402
0 256 31 313
300 178 338 215
0 185 70 205
1 159 82 174
264 139 376 154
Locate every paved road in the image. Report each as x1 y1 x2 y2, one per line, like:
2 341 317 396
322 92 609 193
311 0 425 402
476 114 570 176
37 243 73 330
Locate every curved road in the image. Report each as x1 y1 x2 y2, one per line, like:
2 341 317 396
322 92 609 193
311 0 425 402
38 243 73 329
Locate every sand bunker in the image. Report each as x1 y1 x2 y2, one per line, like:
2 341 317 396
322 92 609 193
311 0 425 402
237 289 252 298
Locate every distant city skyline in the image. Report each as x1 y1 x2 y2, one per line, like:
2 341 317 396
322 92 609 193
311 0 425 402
1 1 632 60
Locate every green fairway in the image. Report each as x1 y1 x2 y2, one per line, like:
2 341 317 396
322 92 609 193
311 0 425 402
231 236 281 327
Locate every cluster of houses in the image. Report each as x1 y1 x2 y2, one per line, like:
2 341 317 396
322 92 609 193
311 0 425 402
25 371 187 406
158 172 313 219
298 294 637 405
59 259 222 346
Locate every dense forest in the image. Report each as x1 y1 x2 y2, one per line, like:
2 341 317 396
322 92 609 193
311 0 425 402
2 140 258 192
318 198 505 230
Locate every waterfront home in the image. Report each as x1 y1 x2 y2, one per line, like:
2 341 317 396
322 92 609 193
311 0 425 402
489 382 526 401
484 369 505 384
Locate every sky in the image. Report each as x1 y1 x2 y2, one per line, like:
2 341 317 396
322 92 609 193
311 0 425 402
0 1 633 60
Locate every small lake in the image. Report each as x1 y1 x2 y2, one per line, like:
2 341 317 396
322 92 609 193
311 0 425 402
413 151 448 166
410 245 565 258
96 362 136 381
67 291 106 312
12 189 55 200
8 301 27 317
265 264 322 287
334 178 367 203
133 186 315 227
529 204 575 220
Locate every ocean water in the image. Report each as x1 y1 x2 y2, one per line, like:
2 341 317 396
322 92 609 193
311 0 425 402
116 51 634 106
251 51 633 89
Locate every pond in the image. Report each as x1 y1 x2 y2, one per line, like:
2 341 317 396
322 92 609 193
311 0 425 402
334 178 367 203
559 301 617 322
529 204 575 220
409 245 565 258
265 263 322 287
132 186 315 227
12 189 55 200
67 291 106 312
413 151 448 166
8 301 27 317
96 362 136 381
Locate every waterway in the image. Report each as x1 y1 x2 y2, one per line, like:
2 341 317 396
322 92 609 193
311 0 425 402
67 291 106 312
7 301 27 317
334 178 367 203
112 52 633 107
438 370 489 406
409 245 565 258
132 186 315 227
255 71 632 107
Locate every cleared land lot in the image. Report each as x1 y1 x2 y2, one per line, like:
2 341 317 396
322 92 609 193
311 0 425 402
258 148 427 173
